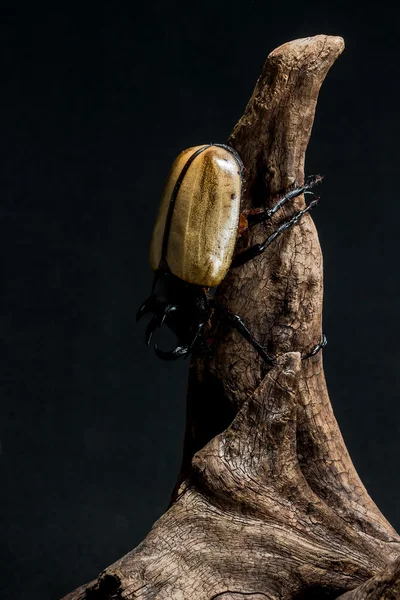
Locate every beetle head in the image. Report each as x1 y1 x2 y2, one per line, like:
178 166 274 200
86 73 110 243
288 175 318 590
136 271 210 360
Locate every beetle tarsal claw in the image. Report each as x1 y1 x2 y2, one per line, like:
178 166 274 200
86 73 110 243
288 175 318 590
154 344 190 360
305 173 323 187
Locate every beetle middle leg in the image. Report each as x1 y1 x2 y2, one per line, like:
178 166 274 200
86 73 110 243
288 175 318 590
232 196 319 268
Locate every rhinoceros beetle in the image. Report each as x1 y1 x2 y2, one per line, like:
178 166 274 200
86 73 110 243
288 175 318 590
137 143 326 364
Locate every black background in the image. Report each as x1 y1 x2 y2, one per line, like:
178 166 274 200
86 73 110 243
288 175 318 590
1 2 400 599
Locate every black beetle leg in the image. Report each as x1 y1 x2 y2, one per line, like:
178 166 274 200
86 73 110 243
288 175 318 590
214 302 326 364
301 333 327 360
246 174 322 228
154 344 190 360
188 322 205 352
231 196 319 268
213 303 276 366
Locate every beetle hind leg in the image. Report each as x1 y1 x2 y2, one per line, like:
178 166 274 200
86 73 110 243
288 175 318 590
232 196 319 268
245 174 322 228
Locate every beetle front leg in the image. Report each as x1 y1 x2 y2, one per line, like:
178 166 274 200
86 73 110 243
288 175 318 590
232 196 319 268
212 303 276 365
301 333 327 360
214 303 327 364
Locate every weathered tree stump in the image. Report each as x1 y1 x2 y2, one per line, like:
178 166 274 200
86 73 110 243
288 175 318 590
62 35 400 600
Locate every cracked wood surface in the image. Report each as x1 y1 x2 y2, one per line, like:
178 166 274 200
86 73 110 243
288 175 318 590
62 35 400 600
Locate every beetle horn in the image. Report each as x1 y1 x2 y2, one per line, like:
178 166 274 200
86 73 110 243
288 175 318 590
136 301 149 322
136 297 157 322
145 314 161 347
154 344 190 360
162 304 177 320
145 304 179 346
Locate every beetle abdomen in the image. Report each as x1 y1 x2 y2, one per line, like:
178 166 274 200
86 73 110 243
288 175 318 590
149 144 242 287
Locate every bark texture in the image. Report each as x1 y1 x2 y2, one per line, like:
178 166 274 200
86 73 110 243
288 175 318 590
62 35 400 600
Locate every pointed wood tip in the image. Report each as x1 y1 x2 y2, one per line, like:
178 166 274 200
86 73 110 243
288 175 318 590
269 34 345 60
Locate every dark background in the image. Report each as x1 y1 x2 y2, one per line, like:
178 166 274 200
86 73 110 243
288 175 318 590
1 2 399 598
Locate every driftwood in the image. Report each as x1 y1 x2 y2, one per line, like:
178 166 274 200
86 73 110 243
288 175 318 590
62 35 400 600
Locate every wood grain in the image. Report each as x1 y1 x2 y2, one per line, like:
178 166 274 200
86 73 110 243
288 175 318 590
62 35 400 600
